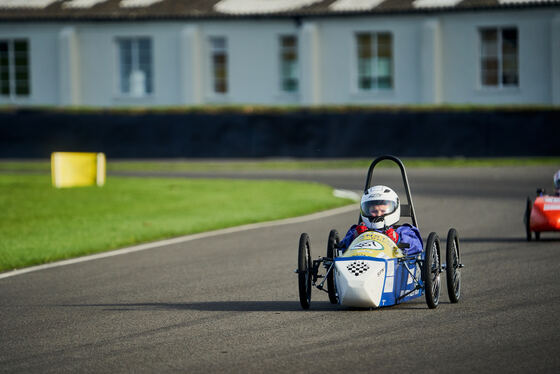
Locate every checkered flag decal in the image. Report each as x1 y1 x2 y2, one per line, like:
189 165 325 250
346 261 370 277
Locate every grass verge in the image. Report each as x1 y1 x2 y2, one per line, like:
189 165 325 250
1 157 559 173
0 174 353 272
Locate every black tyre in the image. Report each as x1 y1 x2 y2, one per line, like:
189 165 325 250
424 232 441 309
535 232 541 241
524 197 532 242
446 228 461 303
326 229 339 304
298 233 312 310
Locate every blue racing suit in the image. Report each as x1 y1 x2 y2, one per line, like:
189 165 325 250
339 223 423 256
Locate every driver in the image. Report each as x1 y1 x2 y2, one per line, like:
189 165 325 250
339 185 422 255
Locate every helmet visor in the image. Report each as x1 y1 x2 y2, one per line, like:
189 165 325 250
361 200 397 219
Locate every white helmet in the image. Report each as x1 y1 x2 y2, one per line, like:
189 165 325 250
360 185 400 230
554 169 560 192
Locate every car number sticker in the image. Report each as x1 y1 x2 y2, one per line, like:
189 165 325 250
350 241 383 250
357 231 396 250
343 231 401 258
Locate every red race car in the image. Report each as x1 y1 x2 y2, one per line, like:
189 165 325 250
525 191 560 241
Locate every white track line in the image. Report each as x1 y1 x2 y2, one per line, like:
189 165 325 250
0 197 359 280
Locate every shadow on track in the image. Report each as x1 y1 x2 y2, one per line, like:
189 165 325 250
59 301 325 312
59 300 437 312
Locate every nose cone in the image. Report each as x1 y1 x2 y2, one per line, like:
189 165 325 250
335 259 386 308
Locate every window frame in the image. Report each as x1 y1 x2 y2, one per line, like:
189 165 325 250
0 38 31 99
208 36 228 96
278 34 299 94
115 36 153 98
354 31 394 92
478 26 519 89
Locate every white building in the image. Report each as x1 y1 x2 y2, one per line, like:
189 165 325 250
0 0 559 107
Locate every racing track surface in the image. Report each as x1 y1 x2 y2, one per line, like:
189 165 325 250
1 166 559 373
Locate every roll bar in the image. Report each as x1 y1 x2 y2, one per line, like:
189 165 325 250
363 155 418 228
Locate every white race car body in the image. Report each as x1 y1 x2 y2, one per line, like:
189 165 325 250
334 231 424 308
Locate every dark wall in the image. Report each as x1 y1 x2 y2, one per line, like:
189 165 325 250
1 108 558 158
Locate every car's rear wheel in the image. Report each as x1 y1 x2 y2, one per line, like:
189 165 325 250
298 233 312 310
446 228 461 303
424 232 441 309
326 229 339 304
525 197 532 242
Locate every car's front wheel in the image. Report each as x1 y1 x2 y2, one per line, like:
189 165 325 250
298 233 312 310
424 232 441 309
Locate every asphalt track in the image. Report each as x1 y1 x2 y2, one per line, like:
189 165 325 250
1 166 559 373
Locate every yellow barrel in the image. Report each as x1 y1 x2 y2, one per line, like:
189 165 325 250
51 152 106 188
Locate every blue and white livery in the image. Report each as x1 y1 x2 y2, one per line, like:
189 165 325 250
335 231 423 308
296 155 463 310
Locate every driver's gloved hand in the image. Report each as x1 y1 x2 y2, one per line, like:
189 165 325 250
385 227 399 243
356 223 368 235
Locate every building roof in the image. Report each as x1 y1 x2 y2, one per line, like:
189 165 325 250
0 0 559 20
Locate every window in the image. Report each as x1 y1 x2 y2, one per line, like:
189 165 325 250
210 37 228 94
279 35 298 93
356 32 393 90
480 27 518 87
0 39 30 98
117 37 152 96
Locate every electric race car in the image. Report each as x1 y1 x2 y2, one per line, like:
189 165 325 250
295 155 463 310
524 189 560 241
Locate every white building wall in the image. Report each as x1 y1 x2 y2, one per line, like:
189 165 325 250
0 9 558 107
318 16 423 105
441 9 554 105
420 18 442 104
300 21 322 105
58 26 81 106
200 20 300 105
0 23 60 106
77 22 185 107
179 25 202 105
52 20 304 107
552 13 560 105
